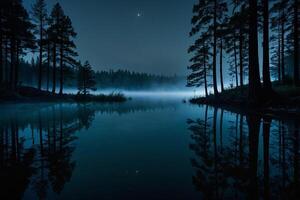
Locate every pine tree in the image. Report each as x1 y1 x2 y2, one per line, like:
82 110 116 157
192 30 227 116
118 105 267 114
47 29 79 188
77 61 96 96
32 0 47 90
6 0 35 90
188 33 212 97
224 14 239 87
48 3 64 94
58 16 77 95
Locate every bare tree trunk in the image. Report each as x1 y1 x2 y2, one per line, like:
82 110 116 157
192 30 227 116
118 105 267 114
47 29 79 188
263 0 272 90
293 0 299 86
15 42 19 89
213 0 219 96
0 25 3 83
248 0 262 102
46 41 50 92
204 43 208 97
59 44 63 95
234 36 239 87
52 43 56 94
4 38 8 82
281 5 285 83
278 24 281 82
38 20 43 90
239 27 244 87
10 38 15 90
220 37 224 92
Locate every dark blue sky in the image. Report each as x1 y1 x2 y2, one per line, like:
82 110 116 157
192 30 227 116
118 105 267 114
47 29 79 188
24 0 195 75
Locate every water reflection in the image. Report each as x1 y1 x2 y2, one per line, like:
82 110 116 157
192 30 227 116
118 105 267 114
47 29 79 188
0 101 299 199
0 104 89 199
0 101 178 199
187 105 300 199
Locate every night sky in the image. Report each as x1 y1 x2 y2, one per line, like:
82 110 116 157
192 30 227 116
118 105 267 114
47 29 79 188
23 0 196 75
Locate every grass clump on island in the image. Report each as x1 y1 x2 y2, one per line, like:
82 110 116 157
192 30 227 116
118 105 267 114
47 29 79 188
74 92 126 103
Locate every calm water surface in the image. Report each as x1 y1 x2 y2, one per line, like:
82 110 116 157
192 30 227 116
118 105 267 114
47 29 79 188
0 97 299 199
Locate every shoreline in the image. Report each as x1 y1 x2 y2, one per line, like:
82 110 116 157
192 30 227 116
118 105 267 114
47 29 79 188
0 86 127 104
189 85 300 119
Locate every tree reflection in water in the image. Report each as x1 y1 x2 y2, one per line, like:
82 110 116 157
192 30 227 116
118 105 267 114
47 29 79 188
187 105 300 199
0 101 178 199
0 104 96 199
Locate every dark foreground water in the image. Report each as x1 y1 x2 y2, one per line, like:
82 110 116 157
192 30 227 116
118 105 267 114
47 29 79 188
0 97 299 200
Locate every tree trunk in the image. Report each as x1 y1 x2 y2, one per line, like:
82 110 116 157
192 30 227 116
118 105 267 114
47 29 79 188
15 42 19 88
220 37 224 92
234 36 239 87
52 43 56 94
213 0 219 96
4 39 8 82
10 38 15 90
263 0 272 90
293 0 299 86
278 24 281 82
204 43 208 97
59 44 63 95
83 70 87 96
38 20 43 90
248 0 262 103
47 41 50 92
239 27 244 87
281 6 285 83
0 28 3 83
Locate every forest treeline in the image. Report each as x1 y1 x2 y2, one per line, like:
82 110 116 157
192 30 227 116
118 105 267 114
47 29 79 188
0 0 102 95
13 59 182 90
188 0 299 103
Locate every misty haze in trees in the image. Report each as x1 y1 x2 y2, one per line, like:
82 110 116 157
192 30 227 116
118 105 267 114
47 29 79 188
188 0 299 103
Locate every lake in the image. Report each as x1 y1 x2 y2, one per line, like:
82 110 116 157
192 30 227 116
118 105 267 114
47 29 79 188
0 96 299 199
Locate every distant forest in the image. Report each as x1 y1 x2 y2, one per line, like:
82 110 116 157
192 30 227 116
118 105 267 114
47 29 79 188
17 59 182 90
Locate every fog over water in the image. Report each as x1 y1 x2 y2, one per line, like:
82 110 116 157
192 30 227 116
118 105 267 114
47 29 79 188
63 88 205 99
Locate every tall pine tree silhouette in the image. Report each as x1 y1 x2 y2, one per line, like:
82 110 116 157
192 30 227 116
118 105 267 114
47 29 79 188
32 0 47 90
